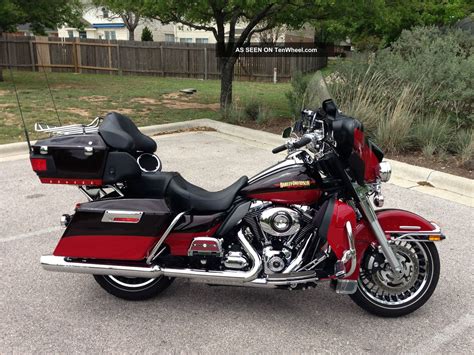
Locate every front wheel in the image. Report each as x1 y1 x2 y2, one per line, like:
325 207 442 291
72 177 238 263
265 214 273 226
93 275 174 300
350 241 440 317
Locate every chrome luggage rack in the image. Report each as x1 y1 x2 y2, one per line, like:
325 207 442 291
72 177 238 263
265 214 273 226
34 117 102 136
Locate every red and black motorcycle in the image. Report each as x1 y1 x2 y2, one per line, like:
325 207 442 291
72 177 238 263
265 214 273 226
31 82 445 317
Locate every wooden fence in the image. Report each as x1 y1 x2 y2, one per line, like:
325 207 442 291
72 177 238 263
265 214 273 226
0 35 327 82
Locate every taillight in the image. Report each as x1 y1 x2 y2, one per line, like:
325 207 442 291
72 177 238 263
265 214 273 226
30 158 47 171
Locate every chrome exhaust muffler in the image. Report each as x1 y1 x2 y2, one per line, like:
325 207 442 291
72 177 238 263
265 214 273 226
41 230 262 283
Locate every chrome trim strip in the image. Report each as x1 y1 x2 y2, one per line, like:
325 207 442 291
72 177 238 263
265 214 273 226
391 237 445 242
386 222 441 235
101 210 143 223
146 212 186 264
248 159 303 184
399 225 422 230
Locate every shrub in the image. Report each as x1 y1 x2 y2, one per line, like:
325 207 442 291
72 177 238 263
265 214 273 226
244 101 260 121
374 85 419 154
285 71 310 119
329 68 396 134
374 26 473 129
141 27 153 42
411 114 453 158
325 25 473 163
453 129 474 168
244 101 272 124
222 103 245 124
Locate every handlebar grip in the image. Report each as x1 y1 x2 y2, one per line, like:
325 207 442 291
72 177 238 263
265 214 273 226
292 136 312 149
272 144 287 154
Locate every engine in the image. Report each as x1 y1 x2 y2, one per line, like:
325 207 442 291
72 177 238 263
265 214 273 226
221 203 311 274
259 207 301 238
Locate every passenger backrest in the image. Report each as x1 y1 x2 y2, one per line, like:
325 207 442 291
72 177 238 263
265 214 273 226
99 112 157 153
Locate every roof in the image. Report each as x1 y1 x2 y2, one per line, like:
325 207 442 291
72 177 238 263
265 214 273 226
92 23 125 29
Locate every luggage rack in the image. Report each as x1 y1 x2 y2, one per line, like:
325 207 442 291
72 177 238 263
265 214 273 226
34 117 102 136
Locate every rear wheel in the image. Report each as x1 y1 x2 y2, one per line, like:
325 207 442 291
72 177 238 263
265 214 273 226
350 241 440 317
93 275 174 300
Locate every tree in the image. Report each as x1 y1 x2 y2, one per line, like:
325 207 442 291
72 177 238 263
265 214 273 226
257 24 285 45
143 0 334 110
0 0 82 81
141 26 153 41
93 0 147 41
313 0 473 50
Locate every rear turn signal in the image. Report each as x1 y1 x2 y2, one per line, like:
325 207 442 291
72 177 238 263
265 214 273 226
30 158 47 171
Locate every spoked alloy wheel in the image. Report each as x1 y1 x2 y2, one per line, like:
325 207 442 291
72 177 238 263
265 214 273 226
94 274 174 300
350 241 440 317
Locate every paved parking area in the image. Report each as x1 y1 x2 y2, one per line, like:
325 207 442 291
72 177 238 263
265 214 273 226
1 131 473 353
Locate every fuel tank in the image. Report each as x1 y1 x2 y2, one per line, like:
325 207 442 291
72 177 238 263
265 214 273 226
240 160 321 205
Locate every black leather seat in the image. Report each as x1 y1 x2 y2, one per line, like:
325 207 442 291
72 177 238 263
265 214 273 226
99 112 157 154
167 174 248 212
127 172 248 213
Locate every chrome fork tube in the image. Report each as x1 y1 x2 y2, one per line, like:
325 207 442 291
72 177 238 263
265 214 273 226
358 196 402 272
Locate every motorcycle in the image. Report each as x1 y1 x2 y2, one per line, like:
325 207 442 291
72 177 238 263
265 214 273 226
31 73 445 317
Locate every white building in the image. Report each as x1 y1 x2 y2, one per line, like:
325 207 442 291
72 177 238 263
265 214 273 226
58 7 174 41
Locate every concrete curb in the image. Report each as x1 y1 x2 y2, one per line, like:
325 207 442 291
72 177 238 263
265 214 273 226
1 118 472 201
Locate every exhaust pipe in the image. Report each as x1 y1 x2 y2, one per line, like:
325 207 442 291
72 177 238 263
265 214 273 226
41 230 262 283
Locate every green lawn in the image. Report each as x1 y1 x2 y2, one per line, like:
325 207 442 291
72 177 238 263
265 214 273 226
0 71 292 144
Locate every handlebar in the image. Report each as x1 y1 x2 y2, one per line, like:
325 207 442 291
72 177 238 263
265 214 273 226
272 135 312 154
272 144 287 154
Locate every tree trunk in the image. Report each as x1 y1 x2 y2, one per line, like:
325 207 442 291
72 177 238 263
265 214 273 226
219 57 237 110
0 32 3 82
129 29 135 41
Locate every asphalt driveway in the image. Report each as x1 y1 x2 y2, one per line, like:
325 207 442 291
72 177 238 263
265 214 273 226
1 131 472 353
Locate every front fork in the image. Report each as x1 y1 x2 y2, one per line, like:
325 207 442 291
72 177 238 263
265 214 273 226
358 194 402 273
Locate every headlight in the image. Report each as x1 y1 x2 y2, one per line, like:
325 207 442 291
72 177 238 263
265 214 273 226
379 161 391 182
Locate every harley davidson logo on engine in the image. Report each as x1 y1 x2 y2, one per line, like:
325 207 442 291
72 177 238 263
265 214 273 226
277 180 312 188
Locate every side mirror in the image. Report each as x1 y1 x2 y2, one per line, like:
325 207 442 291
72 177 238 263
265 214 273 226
322 99 338 118
282 127 292 138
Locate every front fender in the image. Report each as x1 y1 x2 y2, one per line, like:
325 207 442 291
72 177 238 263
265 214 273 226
346 209 443 280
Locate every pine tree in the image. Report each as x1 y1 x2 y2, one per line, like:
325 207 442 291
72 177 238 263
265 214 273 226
141 26 153 41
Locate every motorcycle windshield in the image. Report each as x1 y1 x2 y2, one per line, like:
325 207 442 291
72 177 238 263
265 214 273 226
304 71 333 111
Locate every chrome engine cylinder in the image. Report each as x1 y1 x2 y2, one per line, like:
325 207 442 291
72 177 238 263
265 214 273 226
259 207 301 237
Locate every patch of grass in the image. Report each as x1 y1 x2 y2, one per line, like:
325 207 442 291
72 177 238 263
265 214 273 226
453 129 474 167
0 71 291 144
411 114 452 157
222 103 246 124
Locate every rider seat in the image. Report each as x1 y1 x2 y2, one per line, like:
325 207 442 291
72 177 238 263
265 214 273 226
127 172 248 213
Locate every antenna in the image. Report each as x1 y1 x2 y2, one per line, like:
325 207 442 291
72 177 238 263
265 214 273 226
5 35 32 151
36 41 62 125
